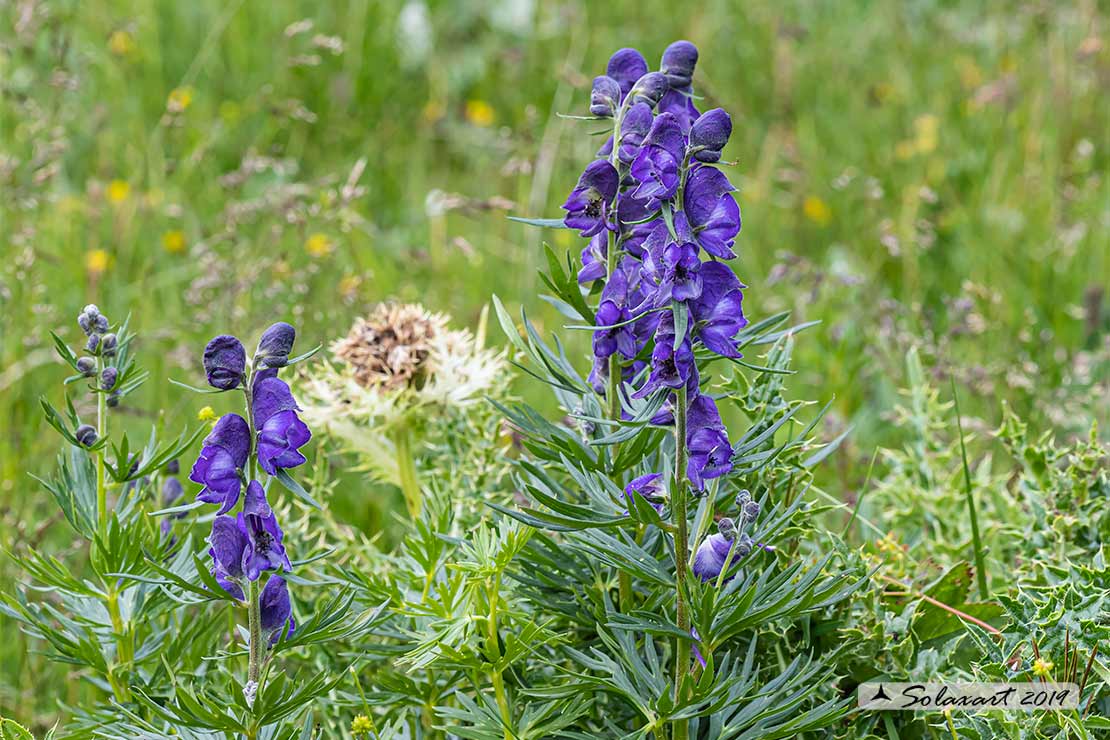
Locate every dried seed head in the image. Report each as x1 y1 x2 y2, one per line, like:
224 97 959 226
332 303 445 390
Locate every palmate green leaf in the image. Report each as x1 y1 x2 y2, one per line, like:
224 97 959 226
30 444 98 537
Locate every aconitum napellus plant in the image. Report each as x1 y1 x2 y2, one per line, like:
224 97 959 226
500 40 865 738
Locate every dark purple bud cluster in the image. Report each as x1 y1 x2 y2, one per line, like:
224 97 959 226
194 322 306 646
562 41 745 492
691 490 770 582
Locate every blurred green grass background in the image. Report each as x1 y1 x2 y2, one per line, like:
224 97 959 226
2 0 1108 722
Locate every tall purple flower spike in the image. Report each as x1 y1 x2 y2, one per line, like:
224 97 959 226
191 413 251 514
252 377 311 476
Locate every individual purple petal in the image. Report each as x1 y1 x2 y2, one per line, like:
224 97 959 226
213 571 245 601
208 515 248 580
689 108 732 163
257 410 312 476
692 262 747 358
692 533 733 581
190 413 250 514
578 233 608 284
661 40 699 89
606 48 649 98
684 166 740 259
203 335 246 390
259 576 295 645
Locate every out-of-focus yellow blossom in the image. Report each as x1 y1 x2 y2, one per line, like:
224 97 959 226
464 99 495 127
107 180 131 203
305 233 334 257
167 86 194 112
339 274 362 300
422 99 445 123
108 30 135 57
913 114 939 154
197 406 218 423
85 250 110 275
351 715 373 735
1031 658 1054 679
162 230 187 253
272 260 292 279
802 195 831 226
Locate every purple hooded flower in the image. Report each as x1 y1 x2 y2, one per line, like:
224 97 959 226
661 41 698 89
260 576 295 645
629 72 669 108
252 377 311 476
617 102 654 164
208 515 248 600
606 48 649 99
633 325 697 399
689 108 732 163
577 233 608 284
241 481 292 581
255 322 296 369
655 242 703 305
203 335 246 390
657 88 701 134
624 473 665 514
617 195 661 258
691 262 747 358
630 113 685 209
190 413 250 514
593 300 633 360
562 160 619 238
685 394 733 490
692 533 734 581
684 166 740 259
590 75 621 117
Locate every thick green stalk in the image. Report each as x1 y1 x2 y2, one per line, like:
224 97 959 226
672 384 690 740
247 578 262 687
393 425 422 519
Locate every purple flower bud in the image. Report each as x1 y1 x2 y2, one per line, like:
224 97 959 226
629 72 669 108
100 366 118 390
75 424 98 447
689 108 732 163
717 516 736 541
100 333 118 357
203 335 246 390
165 459 180 475
562 160 619 238
241 481 292 581
190 413 251 514
742 500 761 522
606 48 649 98
107 392 120 408
590 75 621 117
661 40 699 89
259 576 295 645
252 377 312 476
692 533 733 582
255 322 297 369
78 304 107 335
86 334 101 353
76 357 95 376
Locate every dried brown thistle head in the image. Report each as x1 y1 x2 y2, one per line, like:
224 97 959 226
332 303 444 390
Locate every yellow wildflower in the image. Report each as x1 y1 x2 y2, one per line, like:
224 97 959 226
339 274 362 301
802 195 831 226
108 30 135 57
107 180 131 203
167 86 194 112
85 249 110 276
197 406 218 423
464 99 495 127
272 260 292 279
1032 658 1054 679
351 715 373 735
162 230 187 254
305 233 334 258
913 114 939 154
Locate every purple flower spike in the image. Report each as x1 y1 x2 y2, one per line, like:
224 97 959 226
252 377 311 476
692 262 747 358
684 166 740 259
241 481 292 581
629 71 669 108
685 394 733 490
607 48 649 98
191 413 250 514
255 322 296 369
208 515 248 583
590 75 621 117
692 533 733 581
689 108 732 163
203 335 246 390
661 41 699 89
562 160 619 238
624 473 665 514
630 113 686 209
260 576 295 645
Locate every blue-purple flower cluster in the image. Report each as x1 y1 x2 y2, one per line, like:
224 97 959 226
191 322 306 645
565 42 746 492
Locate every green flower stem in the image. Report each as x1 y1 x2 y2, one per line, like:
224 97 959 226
393 425 423 519
95 357 108 534
672 384 690 740
486 575 513 740
247 578 263 687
